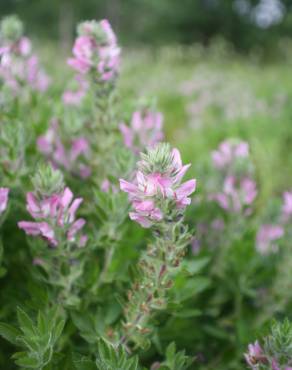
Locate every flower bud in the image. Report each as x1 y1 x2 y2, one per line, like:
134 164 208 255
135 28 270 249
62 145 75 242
31 164 64 199
0 15 23 43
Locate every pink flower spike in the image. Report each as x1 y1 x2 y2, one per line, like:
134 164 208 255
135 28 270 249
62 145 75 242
20 187 86 247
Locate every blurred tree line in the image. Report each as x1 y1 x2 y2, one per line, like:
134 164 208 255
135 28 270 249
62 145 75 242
1 0 292 51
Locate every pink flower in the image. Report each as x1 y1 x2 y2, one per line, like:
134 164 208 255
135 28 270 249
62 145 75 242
17 37 31 56
120 147 196 228
256 224 284 255
26 55 50 92
282 191 292 219
0 34 49 94
119 110 164 153
271 359 280 370
100 19 117 44
211 176 257 214
212 140 249 170
18 187 86 247
37 120 91 178
68 19 120 83
0 188 9 214
62 75 88 106
244 341 267 369
67 36 94 74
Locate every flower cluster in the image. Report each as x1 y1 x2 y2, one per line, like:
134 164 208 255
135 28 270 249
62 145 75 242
244 341 267 368
256 224 284 255
0 187 9 215
37 119 91 178
0 16 49 94
245 340 292 370
120 144 196 227
211 140 249 170
210 139 257 214
67 19 120 84
18 187 86 247
119 109 164 154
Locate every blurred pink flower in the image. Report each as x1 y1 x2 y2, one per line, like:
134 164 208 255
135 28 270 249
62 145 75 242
244 341 267 369
0 36 49 93
119 110 164 153
68 19 120 83
211 176 257 214
256 224 284 255
0 188 9 214
62 75 88 105
18 187 86 247
37 120 91 178
282 191 292 219
212 140 249 170
271 359 280 370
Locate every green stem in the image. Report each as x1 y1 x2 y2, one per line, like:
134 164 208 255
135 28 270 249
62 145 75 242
96 245 115 289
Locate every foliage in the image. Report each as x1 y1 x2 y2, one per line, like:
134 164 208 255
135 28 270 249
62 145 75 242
0 14 291 370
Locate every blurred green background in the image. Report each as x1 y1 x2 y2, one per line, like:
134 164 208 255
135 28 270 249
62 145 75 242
1 0 292 52
2 0 292 199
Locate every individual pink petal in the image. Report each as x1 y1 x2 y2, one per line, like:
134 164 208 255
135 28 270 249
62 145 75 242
18 221 42 235
67 57 91 74
119 123 134 149
119 179 139 195
26 192 40 218
67 218 86 240
172 148 182 168
174 164 191 184
133 200 155 212
175 180 197 199
129 212 152 228
61 187 73 209
68 198 83 223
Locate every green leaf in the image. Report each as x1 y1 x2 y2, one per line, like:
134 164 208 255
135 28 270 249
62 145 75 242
182 257 210 275
0 322 21 345
52 319 65 344
13 352 40 368
172 308 201 318
96 339 139 370
17 307 36 337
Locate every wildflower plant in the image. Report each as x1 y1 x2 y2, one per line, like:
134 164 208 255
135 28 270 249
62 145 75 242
0 13 291 370
18 165 87 307
120 143 196 348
